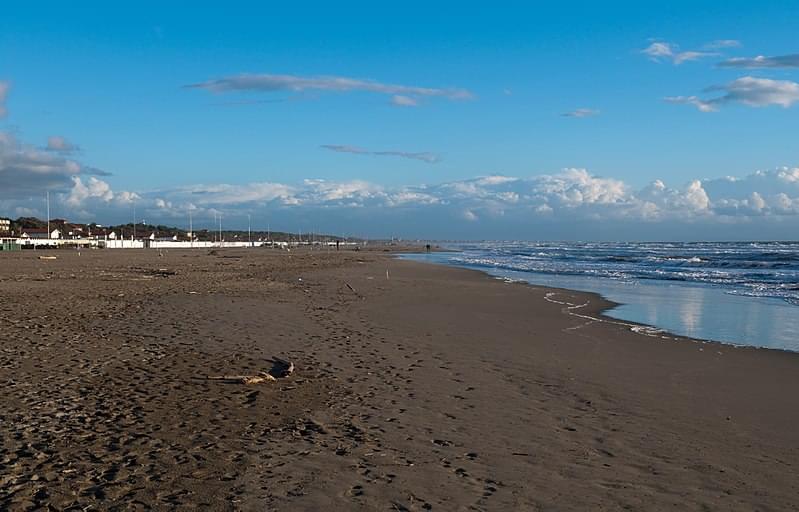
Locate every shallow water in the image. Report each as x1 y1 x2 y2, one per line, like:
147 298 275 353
402 242 799 352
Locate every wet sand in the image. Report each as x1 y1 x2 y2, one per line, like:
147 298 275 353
1 247 798 510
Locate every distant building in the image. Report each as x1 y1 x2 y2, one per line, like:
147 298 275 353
99 230 117 240
65 224 86 238
0 218 9 233
21 228 61 240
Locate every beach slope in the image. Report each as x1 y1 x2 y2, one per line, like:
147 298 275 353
1 248 798 510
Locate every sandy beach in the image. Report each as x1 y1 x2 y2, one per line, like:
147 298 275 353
2 247 799 511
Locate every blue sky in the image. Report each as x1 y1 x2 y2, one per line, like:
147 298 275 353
2 1 799 239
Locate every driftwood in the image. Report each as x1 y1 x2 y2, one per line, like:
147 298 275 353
207 373 277 385
38 256 58 260
206 357 295 385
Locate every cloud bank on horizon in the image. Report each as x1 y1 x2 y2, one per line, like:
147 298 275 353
3 132 799 240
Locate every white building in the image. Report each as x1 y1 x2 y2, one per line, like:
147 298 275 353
21 228 61 239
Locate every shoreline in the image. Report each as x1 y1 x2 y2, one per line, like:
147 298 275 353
400 251 799 354
2 247 799 510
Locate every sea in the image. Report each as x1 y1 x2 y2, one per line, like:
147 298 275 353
401 241 799 352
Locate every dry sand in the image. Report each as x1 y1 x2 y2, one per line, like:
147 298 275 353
1 247 798 510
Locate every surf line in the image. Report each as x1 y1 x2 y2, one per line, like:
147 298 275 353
543 292 672 339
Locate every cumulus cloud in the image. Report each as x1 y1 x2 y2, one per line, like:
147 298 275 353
137 167 799 227
0 132 110 199
666 76 799 111
531 169 628 207
320 144 440 164
65 176 115 206
561 108 600 118
0 81 9 117
57 177 139 220
641 41 717 64
462 209 478 221
719 54 799 69
186 73 473 106
46 136 79 153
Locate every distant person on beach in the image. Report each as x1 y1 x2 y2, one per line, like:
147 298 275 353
336 240 340 251
426 244 431 253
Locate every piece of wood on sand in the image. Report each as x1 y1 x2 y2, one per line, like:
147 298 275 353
205 356 295 385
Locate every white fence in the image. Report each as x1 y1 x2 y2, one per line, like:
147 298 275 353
101 240 257 249
6 238 360 250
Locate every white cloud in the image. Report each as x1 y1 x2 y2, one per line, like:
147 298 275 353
664 95 718 112
302 179 381 204
718 54 799 69
391 95 419 107
0 132 110 199
642 42 675 60
186 73 474 106
532 169 628 206
0 81 8 117
385 190 440 206
175 182 298 206
666 76 799 112
46 136 79 153
66 176 115 207
673 51 717 65
6 164 799 239
321 144 440 163
704 39 742 50
462 209 478 221
562 108 600 118
475 175 519 186
641 41 717 65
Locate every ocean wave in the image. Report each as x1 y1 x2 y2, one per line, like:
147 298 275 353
445 241 799 306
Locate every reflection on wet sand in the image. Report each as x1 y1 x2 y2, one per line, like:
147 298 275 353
404 253 799 352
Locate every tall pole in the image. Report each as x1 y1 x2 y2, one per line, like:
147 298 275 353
46 191 50 238
248 214 251 247
189 210 193 248
133 201 136 241
218 214 222 247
